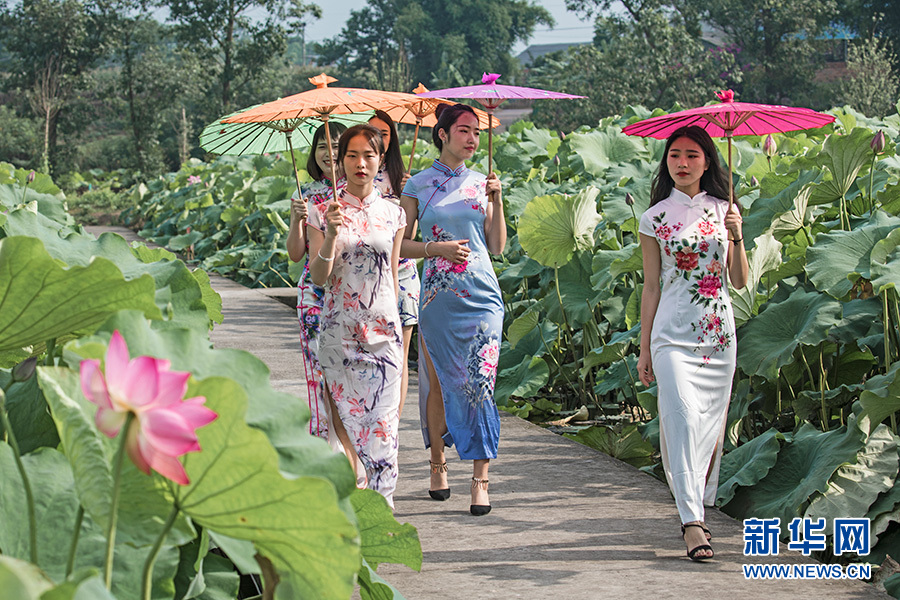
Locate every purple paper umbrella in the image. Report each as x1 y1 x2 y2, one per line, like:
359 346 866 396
417 73 585 173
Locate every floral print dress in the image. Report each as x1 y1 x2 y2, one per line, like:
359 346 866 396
308 188 406 506
374 167 419 326
638 188 736 525
402 160 502 460
293 178 345 439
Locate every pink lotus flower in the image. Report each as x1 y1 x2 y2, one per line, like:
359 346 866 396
187 175 201 185
80 331 217 485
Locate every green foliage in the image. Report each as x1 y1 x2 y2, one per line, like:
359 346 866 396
838 39 900 118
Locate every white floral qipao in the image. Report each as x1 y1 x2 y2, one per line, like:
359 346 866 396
639 189 736 524
308 188 406 506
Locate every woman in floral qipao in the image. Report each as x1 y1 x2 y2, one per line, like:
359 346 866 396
307 124 406 507
400 104 506 516
637 126 749 560
286 122 346 439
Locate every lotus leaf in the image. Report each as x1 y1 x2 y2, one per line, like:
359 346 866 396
350 489 421 570
173 378 360 600
828 298 882 346
591 244 638 291
716 428 782 506
546 251 600 324
722 423 865 532
593 355 639 396
870 227 900 295
0 370 59 454
582 324 640 372
564 424 654 468
567 128 645 177
358 558 403 600
736 288 842 380
495 355 550 404
808 128 877 206
507 308 539 349
867 482 900 544
518 188 601 268
504 179 555 220
805 424 898 529
0 236 160 352
731 233 782 327
0 555 54 599
792 384 862 421
858 364 900 435
806 211 900 298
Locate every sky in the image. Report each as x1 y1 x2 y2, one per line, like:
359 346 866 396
304 0 595 53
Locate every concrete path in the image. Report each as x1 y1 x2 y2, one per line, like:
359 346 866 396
88 226 889 599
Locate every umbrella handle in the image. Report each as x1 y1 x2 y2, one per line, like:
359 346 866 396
286 131 306 221
407 121 420 173
323 117 340 202
727 135 734 211
487 112 493 175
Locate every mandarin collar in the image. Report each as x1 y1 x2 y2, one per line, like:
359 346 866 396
670 188 707 207
433 159 466 177
339 188 378 208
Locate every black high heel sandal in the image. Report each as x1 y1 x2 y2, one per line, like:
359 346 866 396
681 523 712 541
429 461 450 501
682 523 714 561
470 477 491 516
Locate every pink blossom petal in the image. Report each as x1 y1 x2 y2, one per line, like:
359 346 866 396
176 398 218 428
153 370 191 407
125 420 152 475
80 360 113 410
95 407 126 438
103 332 130 391
137 433 189 485
118 356 161 408
140 408 201 456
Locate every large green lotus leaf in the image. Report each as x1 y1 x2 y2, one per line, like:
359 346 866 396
545 251 599 324
41 571 117 600
173 534 240 600
582 324 640 371
742 171 819 247
736 288 842 380
805 424 898 527
494 355 550 404
792 383 862 421
518 187 601 268
867 480 900 543
497 253 545 293
564 424 654 468
593 355 639 396
591 244 637 291
189 269 224 326
806 211 900 298
70 312 354 492
567 128 645 177
609 243 643 280
858 364 900 435
828 297 882 346
808 128 877 206
507 307 539 350
731 232 783 327
0 445 179 598
172 378 360 600
0 555 53 599
870 227 900 295
2 210 210 330
357 558 403 600
350 489 421 570
722 423 865 532
0 369 59 454
0 186 70 226
600 163 654 228
37 366 195 548
0 236 160 352
724 378 752 450
716 428 782 506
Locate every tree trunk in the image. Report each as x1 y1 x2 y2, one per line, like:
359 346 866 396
222 6 235 111
123 32 148 174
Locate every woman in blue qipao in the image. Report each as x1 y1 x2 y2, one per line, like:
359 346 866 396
285 122 346 439
400 103 506 516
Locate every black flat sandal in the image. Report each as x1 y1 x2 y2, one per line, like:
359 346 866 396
682 523 714 561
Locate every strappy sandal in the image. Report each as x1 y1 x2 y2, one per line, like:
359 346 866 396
429 461 450 501
682 523 712 541
470 477 491 516
682 523 714 561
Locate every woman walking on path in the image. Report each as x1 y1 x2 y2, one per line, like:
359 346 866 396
307 124 406 507
286 122 347 440
399 103 506 516
637 125 749 560
368 110 418 417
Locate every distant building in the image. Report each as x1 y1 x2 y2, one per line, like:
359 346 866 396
517 42 589 67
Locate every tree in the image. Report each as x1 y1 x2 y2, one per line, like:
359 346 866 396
320 0 554 91
529 13 740 131
0 0 117 173
160 0 321 112
838 39 899 117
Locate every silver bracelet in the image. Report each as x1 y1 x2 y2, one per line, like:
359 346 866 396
424 241 433 257
317 249 334 262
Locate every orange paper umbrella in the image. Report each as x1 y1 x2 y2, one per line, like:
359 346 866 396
222 73 423 199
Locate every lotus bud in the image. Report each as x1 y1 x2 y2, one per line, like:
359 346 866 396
625 192 634 206
27 170 35 184
762 135 777 158
750 176 759 186
12 357 37 383
559 131 566 140
554 155 560 166
872 130 885 154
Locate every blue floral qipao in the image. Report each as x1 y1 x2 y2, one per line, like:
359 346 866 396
402 160 502 460
293 178 344 439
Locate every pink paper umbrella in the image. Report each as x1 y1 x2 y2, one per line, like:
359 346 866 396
417 73 585 173
623 89 835 208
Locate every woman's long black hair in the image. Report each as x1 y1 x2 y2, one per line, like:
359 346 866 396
306 122 347 181
649 126 734 207
370 110 404 196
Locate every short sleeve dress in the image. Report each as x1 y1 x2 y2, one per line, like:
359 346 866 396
294 178 345 439
307 188 406 506
638 188 736 525
374 167 420 326
401 159 502 460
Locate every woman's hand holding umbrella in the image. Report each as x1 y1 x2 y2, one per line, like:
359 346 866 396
486 172 502 202
324 201 346 239
290 197 309 223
